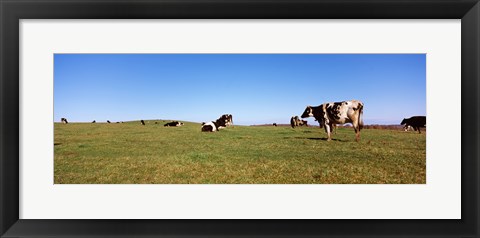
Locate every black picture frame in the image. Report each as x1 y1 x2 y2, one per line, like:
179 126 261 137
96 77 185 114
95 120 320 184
1 0 479 237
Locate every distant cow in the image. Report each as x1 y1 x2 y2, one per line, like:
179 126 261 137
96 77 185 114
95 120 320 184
401 116 426 134
61 118 68 124
107 120 111 123
301 100 364 141
290 116 299 128
141 120 145 125
273 123 277 127
164 121 184 127
201 115 228 132
290 116 308 128
220 114 234 127
404 125 413 132
300 120 308 127
92 120 96 123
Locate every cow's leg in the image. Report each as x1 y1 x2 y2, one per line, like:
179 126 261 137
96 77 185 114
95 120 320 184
324 124 332 141
417 127 421 134
352 121 360 142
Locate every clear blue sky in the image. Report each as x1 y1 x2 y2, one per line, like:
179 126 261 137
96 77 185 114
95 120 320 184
54 54 425 125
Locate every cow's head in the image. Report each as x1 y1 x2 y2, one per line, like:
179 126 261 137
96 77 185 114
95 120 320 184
400 118 407 125
301 106 314 118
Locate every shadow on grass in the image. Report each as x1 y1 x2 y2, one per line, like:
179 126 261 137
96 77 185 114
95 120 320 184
54 143 62 146
292 137 346 142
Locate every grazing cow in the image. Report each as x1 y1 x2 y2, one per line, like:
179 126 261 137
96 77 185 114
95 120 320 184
164 121 184 127
61 118 68 124
141 120 145 125
92 120 96 123
301 100 364 141
401 116 426 134
201 116 228 132
273 123 277 127
107 120 111 123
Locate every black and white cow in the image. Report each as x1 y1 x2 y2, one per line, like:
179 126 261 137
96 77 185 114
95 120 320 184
107 120 111 123
61 118 68 124
92 120 96 123
401 116 426 134
290 116 299 128
290 116 308 128
201 115 228 132
300 120 308 127
273 123 277 127
301 100 364 141
404 125 413 132
220 114 234 127
164 121 184 127
141 120 145 125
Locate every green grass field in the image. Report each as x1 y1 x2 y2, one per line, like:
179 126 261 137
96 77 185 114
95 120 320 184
54 121 426 184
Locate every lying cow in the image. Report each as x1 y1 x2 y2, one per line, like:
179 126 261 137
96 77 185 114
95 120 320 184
61 118 68 124
401 116 426 134
290 116 299 128
301 100 364 141
220 114 234 127
300 120 308 127
201 116 228 132
164 121 184 127
290 116 308 128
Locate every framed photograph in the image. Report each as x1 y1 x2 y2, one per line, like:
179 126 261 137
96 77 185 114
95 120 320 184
1 0 478 237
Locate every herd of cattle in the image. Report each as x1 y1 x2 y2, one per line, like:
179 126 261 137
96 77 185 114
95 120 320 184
59 100 426 141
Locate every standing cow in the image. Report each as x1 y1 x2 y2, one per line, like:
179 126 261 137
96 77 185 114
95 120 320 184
140 120 145 125
61 118 68 124
401 116 426 134
301 100 364 141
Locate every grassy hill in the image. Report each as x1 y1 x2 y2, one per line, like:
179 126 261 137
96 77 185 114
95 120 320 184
54 120 426 184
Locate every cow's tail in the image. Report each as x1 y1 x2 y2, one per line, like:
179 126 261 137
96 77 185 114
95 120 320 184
358 102 364 130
